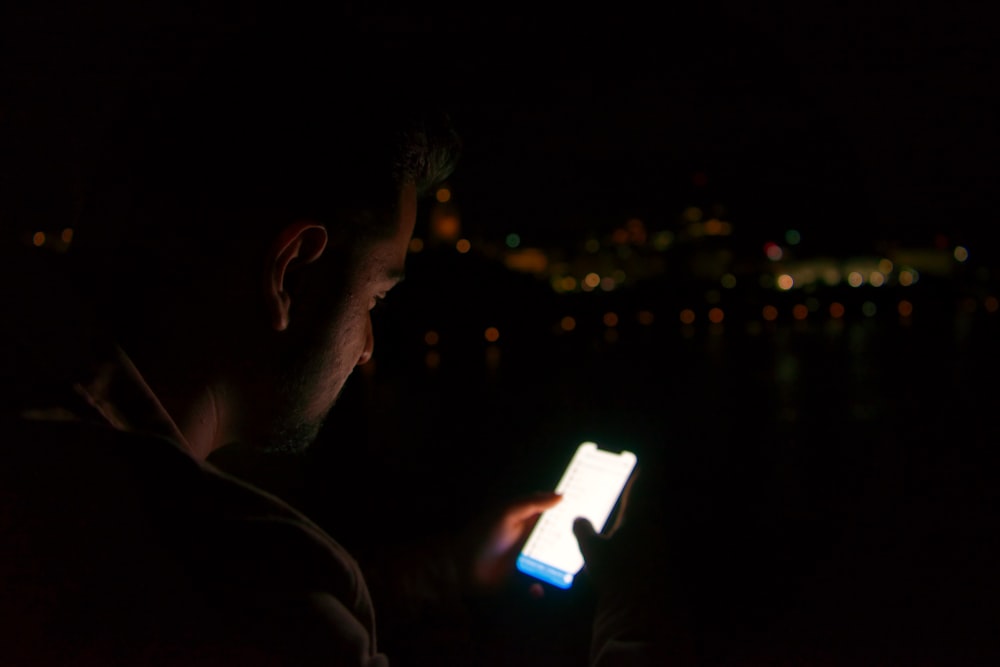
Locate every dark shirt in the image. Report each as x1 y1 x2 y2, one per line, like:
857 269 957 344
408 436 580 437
1 416 386 666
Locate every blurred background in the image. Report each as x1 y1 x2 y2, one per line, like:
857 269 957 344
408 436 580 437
3 2 998 664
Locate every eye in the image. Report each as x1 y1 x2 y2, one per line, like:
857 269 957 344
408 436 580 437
370 294 388 312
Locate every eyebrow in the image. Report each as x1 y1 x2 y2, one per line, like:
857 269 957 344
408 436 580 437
387 268 406 284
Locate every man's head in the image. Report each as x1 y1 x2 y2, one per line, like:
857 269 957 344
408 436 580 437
71 28 460 455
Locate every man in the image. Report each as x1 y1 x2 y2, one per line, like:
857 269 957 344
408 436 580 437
0 21 668 667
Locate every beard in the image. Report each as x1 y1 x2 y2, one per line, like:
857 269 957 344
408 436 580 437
253 303 354 456
257 355 342 455
263 416 324 455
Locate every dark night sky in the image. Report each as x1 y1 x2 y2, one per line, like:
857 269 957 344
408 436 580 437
2 3 997 258
435 4 998 255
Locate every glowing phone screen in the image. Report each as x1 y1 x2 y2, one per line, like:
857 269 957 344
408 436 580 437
516 442 637 589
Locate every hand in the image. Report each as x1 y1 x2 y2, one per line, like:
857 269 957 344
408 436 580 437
571 471 695 664
571 468 639 593
457 491 562 593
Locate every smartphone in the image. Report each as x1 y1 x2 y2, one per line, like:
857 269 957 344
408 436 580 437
516 441 638 589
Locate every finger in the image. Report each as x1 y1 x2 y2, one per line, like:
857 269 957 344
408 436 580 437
505 491 563 522
504 504 557 560
572 517 596 539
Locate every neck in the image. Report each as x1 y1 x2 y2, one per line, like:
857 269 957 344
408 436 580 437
163 382 230 462
125 339 236 462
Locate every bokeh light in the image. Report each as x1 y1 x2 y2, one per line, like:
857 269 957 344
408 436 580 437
898 269 919 286
626 218 647 244
484 327 500 343
504 248 548 274
703 219 726 235
652 231 674 251
433 214 461 241
683 206 703 223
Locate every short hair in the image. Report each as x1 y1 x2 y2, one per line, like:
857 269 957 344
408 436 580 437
72 26 461 297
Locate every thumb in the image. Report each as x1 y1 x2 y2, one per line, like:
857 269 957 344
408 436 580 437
572 517 599 562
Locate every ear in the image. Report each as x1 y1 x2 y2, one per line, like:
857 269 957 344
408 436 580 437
264 221 328 332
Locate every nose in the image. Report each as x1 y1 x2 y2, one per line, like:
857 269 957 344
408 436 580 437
357 313 374 366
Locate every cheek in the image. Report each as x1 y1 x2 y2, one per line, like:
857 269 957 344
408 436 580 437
324 306 371 370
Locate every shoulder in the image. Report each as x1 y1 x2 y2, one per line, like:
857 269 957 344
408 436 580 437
0 418 386 666
198 457 372 612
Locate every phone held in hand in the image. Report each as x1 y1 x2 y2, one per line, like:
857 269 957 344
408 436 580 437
516 442 638 589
